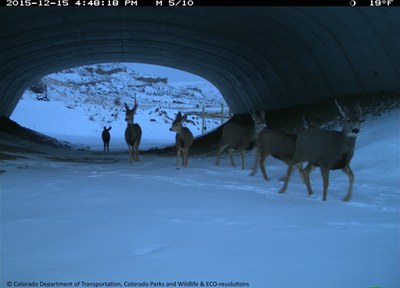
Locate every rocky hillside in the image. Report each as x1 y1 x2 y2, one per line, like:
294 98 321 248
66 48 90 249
27 63 227 129
11 63 229 150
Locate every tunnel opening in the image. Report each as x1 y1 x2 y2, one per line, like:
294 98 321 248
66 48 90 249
9 62 228 152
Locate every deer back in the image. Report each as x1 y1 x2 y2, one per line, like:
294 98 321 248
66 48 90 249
220 122 257 149
220 111 265 149
294 101 361 169
298 128 356 169
258 129 297 162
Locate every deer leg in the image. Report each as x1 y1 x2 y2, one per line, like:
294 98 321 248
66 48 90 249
279 164 295 193
228 148 236 167
240 149 245 170
128 145 133 163
215 145 228 166
176 147 181 167
250 149 259 177
320 166 330 201
302 163 315 196
134 143 139 161
342 165 354 202
183 148 189 168
260 153 269 181
182 148 186 167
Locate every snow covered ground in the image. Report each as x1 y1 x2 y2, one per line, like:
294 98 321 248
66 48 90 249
10 63 228 152
1 107 399 287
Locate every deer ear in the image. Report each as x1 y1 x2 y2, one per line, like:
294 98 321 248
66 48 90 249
124 103 129 111
182 114 188 122
176 111 182 120
133 102 138 112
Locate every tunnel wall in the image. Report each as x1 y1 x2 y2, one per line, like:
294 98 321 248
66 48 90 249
1 7 399 118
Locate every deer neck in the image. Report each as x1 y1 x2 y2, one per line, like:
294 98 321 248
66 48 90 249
341 126 359 140
175 127 184 135
126 117 134 125
339 130 357 149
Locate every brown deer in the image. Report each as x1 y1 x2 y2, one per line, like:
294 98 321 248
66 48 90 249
251 129 301 181
169 112 193 168
250 115 315 180
215 111 266 170
279 100 362 201
124 100 142 162
101 126 112 152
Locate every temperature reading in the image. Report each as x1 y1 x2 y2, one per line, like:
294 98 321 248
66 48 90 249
370 0 394 6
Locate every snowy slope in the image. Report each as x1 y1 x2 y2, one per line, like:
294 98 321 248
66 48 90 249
1 108 399 287
11 63 227 150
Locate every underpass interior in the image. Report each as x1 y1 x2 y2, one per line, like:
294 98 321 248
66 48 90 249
0 7 399 156
1 8 399 286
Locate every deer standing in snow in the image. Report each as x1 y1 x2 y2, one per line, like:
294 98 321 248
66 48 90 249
169 112 194 168
251 129 302 181
250 115 315 180
124 100 142 162
279 100 362 201
215 111 266 170
102 126 112 152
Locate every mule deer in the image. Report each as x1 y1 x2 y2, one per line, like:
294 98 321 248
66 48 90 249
102 126 112 152
251 129 301 181
124 100 142 162
169 112 193 168
279 100 362 201
251 116 315 180
215 111 266 170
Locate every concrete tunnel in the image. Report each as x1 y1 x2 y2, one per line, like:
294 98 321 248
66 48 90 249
0 7 399 121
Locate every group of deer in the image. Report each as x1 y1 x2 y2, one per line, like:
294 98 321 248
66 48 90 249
115 99 361 202
216 100 362 202
115 100 193 167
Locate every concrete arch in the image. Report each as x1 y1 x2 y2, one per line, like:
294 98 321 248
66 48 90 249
1 7 399 118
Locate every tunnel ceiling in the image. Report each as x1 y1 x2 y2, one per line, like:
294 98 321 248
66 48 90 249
0 7 399 118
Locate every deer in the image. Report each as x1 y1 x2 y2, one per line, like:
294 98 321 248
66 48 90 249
279 100 362 201
250 115 315 181
124 100 142 163
101 126 112 152
169 111 194 168
215 111 266 170
250 129 301 181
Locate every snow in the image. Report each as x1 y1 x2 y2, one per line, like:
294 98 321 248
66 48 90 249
10 63 227 151
1 63 399 287
2 108 399 287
